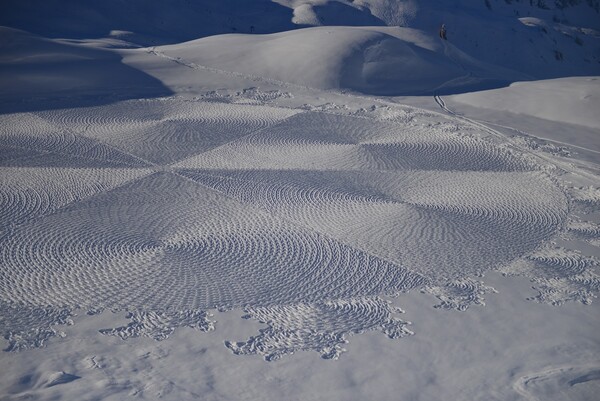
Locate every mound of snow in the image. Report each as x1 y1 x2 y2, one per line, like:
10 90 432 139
156 26 527 95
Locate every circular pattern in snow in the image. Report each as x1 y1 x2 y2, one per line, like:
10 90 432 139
0 98 568 312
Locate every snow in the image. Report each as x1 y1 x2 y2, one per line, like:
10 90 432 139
452 77 600 130
0 27 172 113
1 273 598 400
1 0 599 400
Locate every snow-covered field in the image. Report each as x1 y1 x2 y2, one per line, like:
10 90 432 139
1 1 599 400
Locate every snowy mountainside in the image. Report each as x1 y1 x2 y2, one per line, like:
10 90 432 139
2 1 599 41
361 0 600 79
1 0 598 88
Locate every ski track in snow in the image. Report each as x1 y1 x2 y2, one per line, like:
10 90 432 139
0 92 597 359
514 364 600 401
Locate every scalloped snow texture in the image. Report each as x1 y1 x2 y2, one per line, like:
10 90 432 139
0 97 573 356
502 247 600 305
422 278 498 311
99 310 214 341
226 298 411 361
0 302 73 352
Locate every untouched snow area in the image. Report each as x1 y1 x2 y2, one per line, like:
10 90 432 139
0 1 599 400
452 76 600 130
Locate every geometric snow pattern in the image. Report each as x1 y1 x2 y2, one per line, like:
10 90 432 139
0 98 577 358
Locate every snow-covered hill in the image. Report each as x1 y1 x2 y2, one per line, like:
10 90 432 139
146 25 532 95
1 1 598 97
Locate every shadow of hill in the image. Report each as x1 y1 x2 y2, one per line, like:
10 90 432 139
0 28 172 114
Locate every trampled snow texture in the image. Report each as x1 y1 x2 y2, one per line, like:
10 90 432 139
0 97 594 359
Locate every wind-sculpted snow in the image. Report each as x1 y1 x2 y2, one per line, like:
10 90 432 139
514 364 600 401
0 97 588 359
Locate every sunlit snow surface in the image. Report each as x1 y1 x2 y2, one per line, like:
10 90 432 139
0 94 597 360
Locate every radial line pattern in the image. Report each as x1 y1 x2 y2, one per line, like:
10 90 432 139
0 97 576 356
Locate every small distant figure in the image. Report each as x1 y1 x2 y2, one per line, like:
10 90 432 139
250 25 255 34
439 24 447 40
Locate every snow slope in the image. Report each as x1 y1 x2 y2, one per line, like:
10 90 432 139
452 76 600 130
151 26 520 95
353 0 600 78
